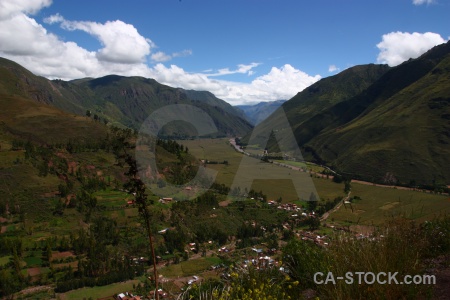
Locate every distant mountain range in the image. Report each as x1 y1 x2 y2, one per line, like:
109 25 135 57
2 40 450 186
245 41 450 186
0 58 252 138
235 100 286 125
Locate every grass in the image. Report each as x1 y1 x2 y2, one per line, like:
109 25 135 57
15 289 54 300
281 216 449 300
94 189 130 207
273 159 325 173
179 137 450 226
179 139 319 201
330 182 450 225
0 255 11 266
159 257 222 278
58 279 140 300
204 256 222 265
179 138 343 201
24 256 43 267
0 94 108 145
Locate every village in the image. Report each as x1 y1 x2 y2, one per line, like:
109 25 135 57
109 191 387 300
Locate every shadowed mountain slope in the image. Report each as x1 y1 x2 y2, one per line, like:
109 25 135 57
248 42 450 185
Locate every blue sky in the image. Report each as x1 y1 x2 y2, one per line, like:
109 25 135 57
0 0 449 104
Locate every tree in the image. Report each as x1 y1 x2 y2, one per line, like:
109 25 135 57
307 192 318 211
123 153 160 300
344 180 351 194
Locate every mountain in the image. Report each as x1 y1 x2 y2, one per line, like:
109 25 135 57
243 63 390 146
248 42 450 185
235 100 286 125
0 94 109 146
0 58 253 137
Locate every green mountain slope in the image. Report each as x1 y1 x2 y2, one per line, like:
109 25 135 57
0 58 252 137
244 64 390 144
304 42 450 185
0 92 114 213
254 42 450 185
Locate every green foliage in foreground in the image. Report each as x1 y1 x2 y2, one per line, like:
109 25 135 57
178 216 449 300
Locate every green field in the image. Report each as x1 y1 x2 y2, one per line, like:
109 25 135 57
273 159 326 173
58 279 141 300
159 256 222 277
178 139 321 201
330 183 450 225
94 189 130 207
179 138 450 225
24 255 43 267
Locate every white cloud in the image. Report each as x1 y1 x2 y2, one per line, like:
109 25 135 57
151 51 172 62
151 49 192 62
207 62 261 77
0 1 320 105
43 12 63 24
376 31 446 66
0 7 153 78
412 0 434 5
172 49 192 58
244 64 320 102
328 65 339 73
0 0 51 20
46 15 152 64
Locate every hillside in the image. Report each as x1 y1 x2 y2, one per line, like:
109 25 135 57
1 77 449 300
236 100 286 125
0 95 109 145
253 42 450 186
242 64 390 153
0 93 121 228
0 58 253 137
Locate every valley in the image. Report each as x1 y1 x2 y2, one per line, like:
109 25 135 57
0 42 449 299
1 124 448 299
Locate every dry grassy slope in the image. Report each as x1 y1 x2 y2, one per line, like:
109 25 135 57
0 58 86 115
0 94 108 144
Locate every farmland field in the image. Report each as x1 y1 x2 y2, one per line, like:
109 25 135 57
58 279 141 300
178 138 321 201
330 183 450 225
159 256 222 277
179 138 450 225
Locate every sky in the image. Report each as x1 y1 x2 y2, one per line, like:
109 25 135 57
0 0 449 105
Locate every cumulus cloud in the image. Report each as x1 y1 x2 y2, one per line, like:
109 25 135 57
328 65 339 73
0 0 51 20
151 51 172 62
412 0 434 5
207 62 261 77
0 0 320 105
172 49 192 58
245 64 320 102
376 31 446 66
148 63 321 105
45 14 152 64
151 49 192 62
43 12 63 24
